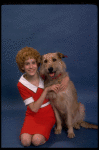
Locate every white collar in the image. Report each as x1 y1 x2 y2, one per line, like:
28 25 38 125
19 74 44 93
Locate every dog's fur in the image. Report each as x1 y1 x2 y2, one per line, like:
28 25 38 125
40 52 98 138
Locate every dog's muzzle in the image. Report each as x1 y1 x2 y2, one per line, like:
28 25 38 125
48 67 56 77
48 67 53 73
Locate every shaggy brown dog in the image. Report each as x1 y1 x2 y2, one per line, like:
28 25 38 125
39 52 98 138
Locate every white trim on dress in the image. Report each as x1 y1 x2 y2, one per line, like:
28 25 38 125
40 101 50 108
24 97 34 106
19 74 44 93
19 74 50 108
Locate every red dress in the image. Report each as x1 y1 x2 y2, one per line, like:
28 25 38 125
17 75 56 141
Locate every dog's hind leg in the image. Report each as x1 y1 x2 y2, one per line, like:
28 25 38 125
73 103 85 129
73 122 81 129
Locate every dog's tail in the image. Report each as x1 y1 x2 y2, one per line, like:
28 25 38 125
80 121 98 129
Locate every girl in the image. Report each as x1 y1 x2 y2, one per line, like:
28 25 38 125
16 47 61 147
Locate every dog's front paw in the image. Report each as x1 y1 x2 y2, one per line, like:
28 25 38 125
67 132 75 138
54 127 62 134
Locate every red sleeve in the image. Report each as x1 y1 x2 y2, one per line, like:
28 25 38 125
17 82 34 105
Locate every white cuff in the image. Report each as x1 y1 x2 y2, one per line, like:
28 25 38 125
40 101 50 108
24 97 34 106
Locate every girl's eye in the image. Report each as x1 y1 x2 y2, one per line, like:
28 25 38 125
32 61 36 64
25 63 29 65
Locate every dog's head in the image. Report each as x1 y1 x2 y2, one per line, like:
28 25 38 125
39 52 66 80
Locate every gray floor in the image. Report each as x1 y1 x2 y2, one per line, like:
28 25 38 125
1 91 98 148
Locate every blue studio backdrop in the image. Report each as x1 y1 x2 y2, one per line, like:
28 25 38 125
1 5 98 148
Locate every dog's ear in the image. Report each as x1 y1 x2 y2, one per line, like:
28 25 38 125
57 52 65 59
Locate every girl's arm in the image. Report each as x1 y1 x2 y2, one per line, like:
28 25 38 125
28 84 60 113
57 75 69 92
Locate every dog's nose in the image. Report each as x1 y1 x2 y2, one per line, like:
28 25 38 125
48 67 53 73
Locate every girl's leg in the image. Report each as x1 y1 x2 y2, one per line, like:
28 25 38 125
32 134 46 146
20 133 32 147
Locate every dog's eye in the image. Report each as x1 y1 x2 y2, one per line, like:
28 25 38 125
44 59 47 63
53 58 57 62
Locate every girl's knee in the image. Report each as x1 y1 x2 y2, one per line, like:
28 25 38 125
21 137 31 147
20 133 32 147
32 134 46 146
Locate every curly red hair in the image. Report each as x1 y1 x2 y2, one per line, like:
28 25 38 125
16 46 41 73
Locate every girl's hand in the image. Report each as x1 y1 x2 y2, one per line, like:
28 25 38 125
45 84 60 93
58 76 69 92
45 76 69 94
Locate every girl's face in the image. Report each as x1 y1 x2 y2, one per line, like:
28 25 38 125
22 58 38 77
